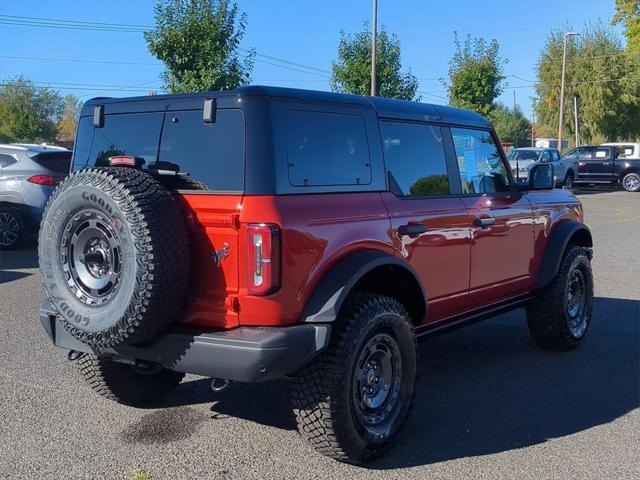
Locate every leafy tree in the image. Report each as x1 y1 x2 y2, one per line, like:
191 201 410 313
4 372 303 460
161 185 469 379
443 33 506 117
331 23 419 100
0 76 64 143
491 103 532 147
145 0 254 93
409 175 450 196
535 22 640 143
57 95 82 141
613 0 640 53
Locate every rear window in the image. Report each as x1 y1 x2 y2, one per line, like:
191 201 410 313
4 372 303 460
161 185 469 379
157 109 245 192
285 110 371 187
30 151 72 174
73 110 244 192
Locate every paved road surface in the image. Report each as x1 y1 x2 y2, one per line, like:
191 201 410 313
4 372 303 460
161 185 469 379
0 190 638 479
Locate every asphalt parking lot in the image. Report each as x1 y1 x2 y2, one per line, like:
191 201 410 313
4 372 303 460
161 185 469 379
0 189 638 480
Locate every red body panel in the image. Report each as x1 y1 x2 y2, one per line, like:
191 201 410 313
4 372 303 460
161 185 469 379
177 188 584 331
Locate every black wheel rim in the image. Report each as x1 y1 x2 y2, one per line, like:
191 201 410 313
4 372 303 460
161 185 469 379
0 212 20 247
566 268 588 337
61 209 122 306
352 332 403 430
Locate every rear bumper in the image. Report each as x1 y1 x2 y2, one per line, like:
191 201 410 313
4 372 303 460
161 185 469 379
39 300 331 382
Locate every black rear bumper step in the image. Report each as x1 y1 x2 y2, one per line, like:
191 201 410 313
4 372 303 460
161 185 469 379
40 300 331 383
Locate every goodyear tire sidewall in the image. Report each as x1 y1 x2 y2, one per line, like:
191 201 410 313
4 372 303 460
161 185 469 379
39 181 138 335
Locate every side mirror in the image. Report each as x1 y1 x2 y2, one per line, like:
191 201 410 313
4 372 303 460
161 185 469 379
528 163 554 190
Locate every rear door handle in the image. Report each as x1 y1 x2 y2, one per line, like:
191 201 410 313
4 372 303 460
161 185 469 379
474 217 496 228
398 224 428 237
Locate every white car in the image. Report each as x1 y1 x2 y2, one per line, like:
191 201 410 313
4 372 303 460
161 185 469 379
601 142 640 159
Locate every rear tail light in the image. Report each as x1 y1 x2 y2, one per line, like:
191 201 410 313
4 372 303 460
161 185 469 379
247 224 280 295
26 174 61 186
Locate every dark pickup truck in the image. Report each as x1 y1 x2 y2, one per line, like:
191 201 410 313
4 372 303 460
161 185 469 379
564 145 640 192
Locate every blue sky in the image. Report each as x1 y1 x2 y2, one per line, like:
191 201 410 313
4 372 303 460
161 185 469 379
0 0 621 119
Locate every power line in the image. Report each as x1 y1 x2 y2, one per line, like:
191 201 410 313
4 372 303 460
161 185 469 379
0 55 160 66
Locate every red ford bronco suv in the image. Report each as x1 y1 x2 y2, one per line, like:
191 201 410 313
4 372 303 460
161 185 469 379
38 86 594 464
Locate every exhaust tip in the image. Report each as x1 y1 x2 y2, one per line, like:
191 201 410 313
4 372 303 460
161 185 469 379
211 378 231 392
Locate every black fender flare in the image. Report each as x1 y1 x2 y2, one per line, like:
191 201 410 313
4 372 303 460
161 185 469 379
300 249 426 323
535 221 593 289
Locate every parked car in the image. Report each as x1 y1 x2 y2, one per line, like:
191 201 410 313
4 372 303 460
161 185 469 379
506 147 576 187
38 87 594 464
601 142 640 159
0 144 72 249
563 144 640 192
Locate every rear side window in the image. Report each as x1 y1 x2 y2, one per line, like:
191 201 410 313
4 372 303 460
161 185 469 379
452 128 510 194
285 110 371 187
85 113 164 169
0 154 17 168
30 151 72 174
158 109 245 191
380 121 449 196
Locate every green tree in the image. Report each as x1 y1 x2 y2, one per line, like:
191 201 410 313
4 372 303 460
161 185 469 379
613 0 640 53
443 33 506 117
0 76 64 143
57 94 82 141
144 0 254 93
491 103 532 147
331 23 419 100
535 22 639 143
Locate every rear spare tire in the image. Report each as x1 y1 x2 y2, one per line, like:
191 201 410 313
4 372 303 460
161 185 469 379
38 167 190 348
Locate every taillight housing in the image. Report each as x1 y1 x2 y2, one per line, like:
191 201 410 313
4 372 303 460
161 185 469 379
26 174 61 186
247 224 280 295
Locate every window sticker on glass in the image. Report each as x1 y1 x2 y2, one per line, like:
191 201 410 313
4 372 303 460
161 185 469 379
595 150 607 158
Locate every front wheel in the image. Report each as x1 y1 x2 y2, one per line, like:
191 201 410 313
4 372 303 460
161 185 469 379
526 245 593 351
622 172 640 192
291 294 417 464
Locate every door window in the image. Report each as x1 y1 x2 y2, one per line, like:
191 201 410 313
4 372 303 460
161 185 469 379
550 150 561 162
0 154 17 168
451 128 510 194
380 121 450 196
541 150 551 162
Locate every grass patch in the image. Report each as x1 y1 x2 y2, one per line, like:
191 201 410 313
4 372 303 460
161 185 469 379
129 468 155 480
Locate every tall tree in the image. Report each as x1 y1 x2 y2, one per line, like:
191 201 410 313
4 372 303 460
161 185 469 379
57 95 82 141
491 103 532 147
331 24 419 100
613 0 640 52
145 0 254 93
535 22 639 143
0 76 63 143
443 33 506 117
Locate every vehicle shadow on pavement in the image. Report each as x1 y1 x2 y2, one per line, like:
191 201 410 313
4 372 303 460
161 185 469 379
164 296 639 468
0 247 39 270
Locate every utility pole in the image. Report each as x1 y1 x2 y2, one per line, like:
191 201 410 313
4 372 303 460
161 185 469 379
558 32 579 153
513 90 517 147
371 0 378 96
531 107 536 147
573 94 580 147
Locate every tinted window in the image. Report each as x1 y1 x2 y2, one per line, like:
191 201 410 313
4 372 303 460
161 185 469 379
84 112 164 169
541 150 551 162
31 151 72 174
563 148 583 160
550 150 560 162
452 128 510 194
285 110 371 187
0 154 16 168
380 121 449 196
72 117 94 171
158 109 245 191
508 149 538 161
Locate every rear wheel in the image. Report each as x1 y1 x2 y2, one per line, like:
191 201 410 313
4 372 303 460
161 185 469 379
291 294 416 464
563 171 574 188
77 354 184 407
527 245 593 351
622 172 640 192
0 208 24 250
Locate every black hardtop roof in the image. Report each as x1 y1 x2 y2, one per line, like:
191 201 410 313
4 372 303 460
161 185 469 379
82 85 492 129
